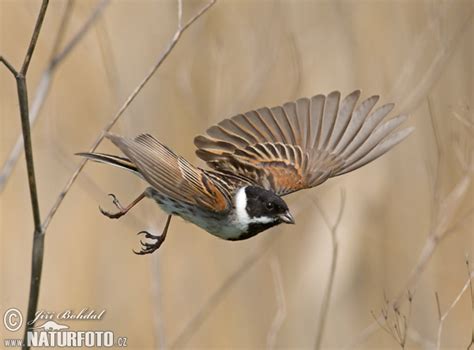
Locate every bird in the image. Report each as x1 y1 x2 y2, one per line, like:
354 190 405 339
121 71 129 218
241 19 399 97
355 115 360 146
77 90 413 255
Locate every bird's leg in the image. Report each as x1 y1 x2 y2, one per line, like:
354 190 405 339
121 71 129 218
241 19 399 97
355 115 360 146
134 214 172 255
99 192 146 219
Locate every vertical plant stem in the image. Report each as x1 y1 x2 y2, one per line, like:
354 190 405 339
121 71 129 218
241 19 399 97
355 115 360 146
313 189 346 350
0 0 49 348
19 0 50 344
20 1 50 74
16 77 42 230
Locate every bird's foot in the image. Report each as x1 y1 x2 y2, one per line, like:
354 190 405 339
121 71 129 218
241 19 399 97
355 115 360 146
133 215 172 255
99 193 126 219
133 231 165 255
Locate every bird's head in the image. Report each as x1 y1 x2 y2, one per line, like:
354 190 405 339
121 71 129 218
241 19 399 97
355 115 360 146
235 186 295 231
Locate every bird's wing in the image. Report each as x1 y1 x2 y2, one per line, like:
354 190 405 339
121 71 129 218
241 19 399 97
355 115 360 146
107 133 230 212
194 90 414 196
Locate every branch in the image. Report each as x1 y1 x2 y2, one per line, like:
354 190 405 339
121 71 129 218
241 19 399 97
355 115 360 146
168 201 313 348
371 292 413 349
42 0 217 231
346 97 473 349
0 56 18 75
0 0 110 193
436 268 474 350
177 0 183 29
0 2 50 350
313 189 346 350
466 259 474 350
20 0 49 74
170 234 280 348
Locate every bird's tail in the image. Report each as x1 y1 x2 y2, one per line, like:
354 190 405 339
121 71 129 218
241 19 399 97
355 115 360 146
76 152 141 177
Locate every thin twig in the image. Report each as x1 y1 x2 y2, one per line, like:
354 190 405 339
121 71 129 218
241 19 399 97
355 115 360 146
347 171 472 349
169 202 310 348
435 292 442 320
42 0 216 231
52 0 110 68
0 0 110 192
177 0 183 30
170 234 281 348
47 1 75 62
20 0 49 75
313 189 346 350
151 240 166 349
0 2 50 350
18 1 50 346
371 291 412 349
346 98 473 349
0 56 18 75
267 256 286 350
466 259 474 350
436 270 474 350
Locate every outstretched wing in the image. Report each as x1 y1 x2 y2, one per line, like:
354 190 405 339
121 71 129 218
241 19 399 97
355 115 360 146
107 133 230 212
194 90 413 196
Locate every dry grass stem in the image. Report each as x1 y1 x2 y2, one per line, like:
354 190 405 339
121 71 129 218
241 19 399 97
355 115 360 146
371 292 413 349
42 0 216 231
435 266 474 350
0 2 50 348
466 259 474 350
346 103 473 348
313 189 346 350
266 256 287 350
0 1 215 348
170 234 280 348
0 0 110 192
168 204 312 347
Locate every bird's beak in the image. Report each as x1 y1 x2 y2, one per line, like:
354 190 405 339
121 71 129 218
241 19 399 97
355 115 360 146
279 211 295 224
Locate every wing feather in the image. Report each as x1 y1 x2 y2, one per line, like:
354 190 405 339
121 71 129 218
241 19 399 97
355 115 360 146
283 101 302 145
326 90 360 151
295 98 311 149
309 94 325 149
318 90 340 150
108 133 229 212
258 107 287 143
194 91 413 196
339 102 395 159
334 95 379 154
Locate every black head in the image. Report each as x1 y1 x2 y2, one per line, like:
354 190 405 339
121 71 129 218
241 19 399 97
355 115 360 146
233 186 295 240
244 186 293 222
232 186 295 240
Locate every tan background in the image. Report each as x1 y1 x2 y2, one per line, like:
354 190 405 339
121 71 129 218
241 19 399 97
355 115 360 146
1 0 473 349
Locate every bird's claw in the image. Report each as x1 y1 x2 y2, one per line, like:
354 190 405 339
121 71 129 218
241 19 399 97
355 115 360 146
133 230 165 255
99 193 126 219
108 193 124 211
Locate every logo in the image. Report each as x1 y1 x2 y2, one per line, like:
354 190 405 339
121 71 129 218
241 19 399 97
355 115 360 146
3 308 128 348
31 321 69 331
3 309 22 332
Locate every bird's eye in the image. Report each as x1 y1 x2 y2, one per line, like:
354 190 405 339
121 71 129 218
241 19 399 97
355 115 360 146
266 202 274 210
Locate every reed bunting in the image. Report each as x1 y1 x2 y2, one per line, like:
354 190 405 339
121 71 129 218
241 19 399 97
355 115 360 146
78 90 413 254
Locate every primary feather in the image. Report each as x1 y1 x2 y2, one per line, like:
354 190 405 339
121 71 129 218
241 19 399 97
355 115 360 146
194 90 414 196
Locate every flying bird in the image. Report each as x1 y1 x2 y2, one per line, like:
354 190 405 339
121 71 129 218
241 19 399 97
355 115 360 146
78 90 413 254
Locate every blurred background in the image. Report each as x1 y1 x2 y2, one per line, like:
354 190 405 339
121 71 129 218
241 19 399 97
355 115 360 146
1 0 473 349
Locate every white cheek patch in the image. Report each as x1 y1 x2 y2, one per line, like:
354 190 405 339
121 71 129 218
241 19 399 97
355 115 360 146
235 187 250 226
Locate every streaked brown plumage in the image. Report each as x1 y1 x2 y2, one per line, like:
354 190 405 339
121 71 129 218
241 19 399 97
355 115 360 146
194 90 411 195
78 90 413 254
